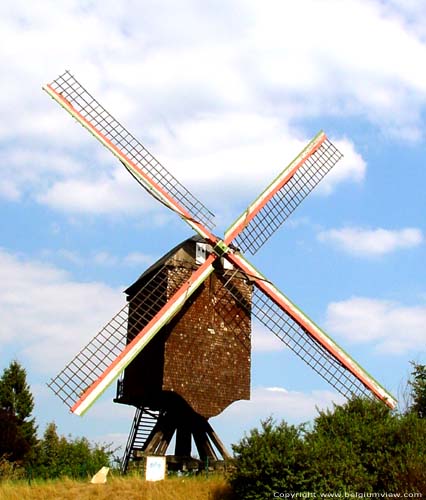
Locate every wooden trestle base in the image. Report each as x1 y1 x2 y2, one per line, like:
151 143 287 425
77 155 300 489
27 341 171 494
120 397 231 474
147 412 229 459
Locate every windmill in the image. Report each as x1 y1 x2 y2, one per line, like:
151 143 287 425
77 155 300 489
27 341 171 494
43 71 396 473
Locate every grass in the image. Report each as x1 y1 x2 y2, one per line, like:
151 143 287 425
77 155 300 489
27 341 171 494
0 473 235 500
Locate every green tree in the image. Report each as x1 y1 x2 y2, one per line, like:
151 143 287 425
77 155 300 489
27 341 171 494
32 422 114 479
229 417 307 499
229 397 426 496
0 360 37 462
34 422 61 478
393 412 426 491
0 409 30 462
408 362 426 419
304 397 399 492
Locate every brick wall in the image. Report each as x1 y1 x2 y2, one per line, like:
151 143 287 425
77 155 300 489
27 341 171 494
163 269 251 417
120 239 252 418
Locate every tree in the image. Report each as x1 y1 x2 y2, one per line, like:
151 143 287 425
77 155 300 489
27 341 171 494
0 409 30 462
408 362 426 419
229 417 307 499
229 397 426 496
0 360 37 461
304 397 398 492
34 422 61 478
32 422 115 479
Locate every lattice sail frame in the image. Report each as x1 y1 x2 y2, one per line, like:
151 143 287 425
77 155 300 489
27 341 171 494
43 70 215 234
215 270 374 401
44 71 397 415
225 133 343 254
221 252 395 407
48 262 195 411
52 256 216 416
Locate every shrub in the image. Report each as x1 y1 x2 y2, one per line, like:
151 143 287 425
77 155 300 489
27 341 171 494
0 455 25 481
229 397 426 497
32 422 114 479
229 417 307 499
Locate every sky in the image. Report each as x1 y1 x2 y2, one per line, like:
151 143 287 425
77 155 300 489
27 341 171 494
0 0 425 458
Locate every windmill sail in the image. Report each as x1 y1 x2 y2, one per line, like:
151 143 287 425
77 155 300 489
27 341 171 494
49 257 215 415
224 132 342 254
43 71 215 235
225 252 397 408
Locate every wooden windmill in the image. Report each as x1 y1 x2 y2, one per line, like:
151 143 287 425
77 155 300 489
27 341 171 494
44 71 396 473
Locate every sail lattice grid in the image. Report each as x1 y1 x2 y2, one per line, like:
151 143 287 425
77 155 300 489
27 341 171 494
223 278 373 401
251 287 373 400
234 138 343 254
48 263 192 410
48 71 215 230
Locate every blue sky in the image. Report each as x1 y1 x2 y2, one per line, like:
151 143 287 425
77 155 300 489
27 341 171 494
0 0 425 455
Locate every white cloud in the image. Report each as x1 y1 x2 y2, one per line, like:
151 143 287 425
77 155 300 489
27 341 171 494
34 111 364 216
93 251 119 267
122 252 154 267
252 324 286 352
55 249 85 266
212 385 345 448
384 0 426 39
318 227 423 256
0 248 125 372
1 0 425 216
217 386 344 428
245 0 426 131
326 296 426 354
37 162 157 216
316 138 366 195
0 148 87 202
153 114 364 206
49 249 155 268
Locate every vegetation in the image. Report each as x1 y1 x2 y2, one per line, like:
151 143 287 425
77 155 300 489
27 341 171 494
0 361 37 463
408 362 426 419
304 398 426 492
230 418 307 497
30 422 113 479
1 358 426 499
230 392 426 498
0 360 112 481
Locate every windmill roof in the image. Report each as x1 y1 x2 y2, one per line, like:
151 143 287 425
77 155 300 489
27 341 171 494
124 235 203 296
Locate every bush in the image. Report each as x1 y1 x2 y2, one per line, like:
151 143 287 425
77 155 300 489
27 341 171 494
408 362 426 419
229 398 426 497
32 422 114 479
0 455 25 481
229 417 307 499
304 398 399 492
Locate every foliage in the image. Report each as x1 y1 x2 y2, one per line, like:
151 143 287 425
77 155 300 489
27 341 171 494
229 417 307 499
304 398 402 492
408 362 426 419
0 410 31 463
230 397 426 498
0 359 114 481
31 422 114 480
393 413 426 490
0 455 25 481
0 361 37 463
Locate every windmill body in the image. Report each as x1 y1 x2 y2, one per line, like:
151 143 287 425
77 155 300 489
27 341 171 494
43 71 397 473
113 237 251 469
117 237 251 418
